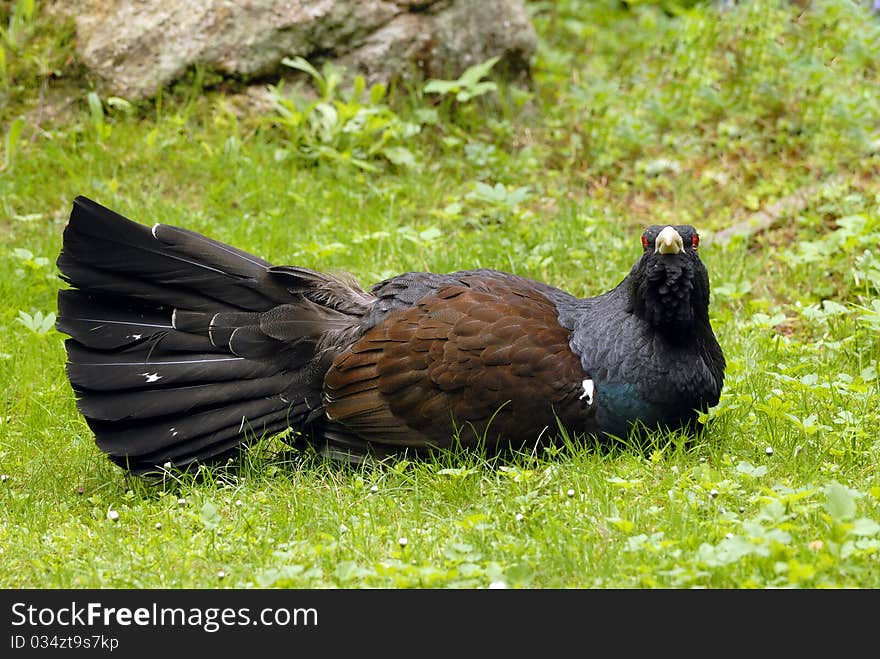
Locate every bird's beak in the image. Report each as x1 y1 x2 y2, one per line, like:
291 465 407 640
655 226 684 255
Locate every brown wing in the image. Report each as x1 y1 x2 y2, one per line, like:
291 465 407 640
322 278 594 452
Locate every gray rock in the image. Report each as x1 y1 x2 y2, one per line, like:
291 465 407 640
63 0 536 100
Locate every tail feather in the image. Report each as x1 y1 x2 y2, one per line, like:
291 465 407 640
56 197 376 472
90 396 290 454
65 342 281 391
226 326 290 359
104 413 295 475
55 259 239 313
61 197 289 312
130 416 296 474
57 290 169 348
74 373 293 421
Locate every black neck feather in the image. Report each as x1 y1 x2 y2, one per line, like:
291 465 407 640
626 251 711 340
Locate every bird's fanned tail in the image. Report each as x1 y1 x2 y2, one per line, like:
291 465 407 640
56 196 369 473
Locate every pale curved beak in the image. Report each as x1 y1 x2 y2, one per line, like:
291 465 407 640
655 226 684 254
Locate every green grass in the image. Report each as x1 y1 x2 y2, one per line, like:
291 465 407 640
1 0 879 588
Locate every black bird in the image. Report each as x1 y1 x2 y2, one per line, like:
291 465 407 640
56 196 725 474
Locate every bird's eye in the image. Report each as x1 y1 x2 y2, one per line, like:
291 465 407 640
641 235 649 249
691 233 700 249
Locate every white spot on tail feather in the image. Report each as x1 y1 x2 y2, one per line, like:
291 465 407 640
141 372 162 383
580 379 594 405
208 313 221 347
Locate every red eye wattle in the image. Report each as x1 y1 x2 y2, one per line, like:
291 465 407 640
641 235 649 249
692 234 700 249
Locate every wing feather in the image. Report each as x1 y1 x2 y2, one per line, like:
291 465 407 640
324 280 595 451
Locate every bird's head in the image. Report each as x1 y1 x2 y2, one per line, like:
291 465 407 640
627 224 711 337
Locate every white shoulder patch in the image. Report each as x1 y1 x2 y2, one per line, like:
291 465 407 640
579 378 594 405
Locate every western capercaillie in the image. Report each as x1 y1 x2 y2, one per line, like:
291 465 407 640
57 196 725 474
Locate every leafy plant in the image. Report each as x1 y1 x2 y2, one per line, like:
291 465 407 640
86 91 112 140
15 309 56 334
462 181 533 225
424 56 501 103
267 57 421 171
11 247 49 269
467 181 532 209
